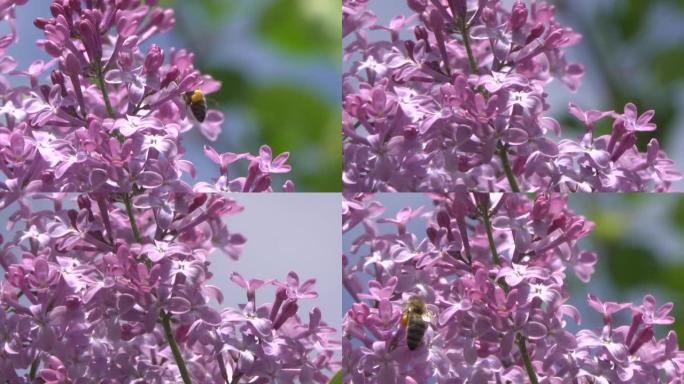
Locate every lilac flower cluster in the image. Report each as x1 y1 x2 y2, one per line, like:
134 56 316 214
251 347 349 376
342 192 684 383
342 0 681 192
0 0 293 205
0 192 339 383
0 1 338 382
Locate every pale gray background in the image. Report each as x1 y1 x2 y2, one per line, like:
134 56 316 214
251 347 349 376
221 193 341 328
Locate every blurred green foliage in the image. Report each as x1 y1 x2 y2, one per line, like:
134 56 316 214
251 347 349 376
259 0 341 60
555 0 684 342
163 0 340 191
579 194 684 346
556 0 683 148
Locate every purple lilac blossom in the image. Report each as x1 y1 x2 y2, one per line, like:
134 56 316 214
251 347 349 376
0 0 293 206
342 192 684 383
342 0 682 192
0 192 340 383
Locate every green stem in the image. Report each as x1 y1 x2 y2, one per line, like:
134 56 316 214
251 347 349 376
482 203 538 384
459 15 521 192
498 142 521 192
123 194 189 382
161 311 193 384
123 194 142 244
481 207 501 267
458 17 479 74
517 334 539 384
29 357 39 380
95 61 115 119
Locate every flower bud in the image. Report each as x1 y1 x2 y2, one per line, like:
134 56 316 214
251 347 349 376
611 132 636 162
78 19 101 60
404 40 416 60
149 8 165 27
50 70 65 86
253 175 272 192
481 6 497 27
404 126 418 141
116 15 137 37
77 195 91 210
407 0 426 13
144 44 164 74
160 66 180 89
510 0 528 30
436 210 450 228
44 40 62 58
273 299 299 330
448 0 467 19
526 23 545 45
159 9 176 33
543 28 565 49
49 2 63 17
414 25 428 41
117 52 133 69
270 286 288 321
68 0 81 14
39 84 51 100
629 327 655 355
188 194 209 213
33 17 50 29
67 209 78 227
65 295 81 311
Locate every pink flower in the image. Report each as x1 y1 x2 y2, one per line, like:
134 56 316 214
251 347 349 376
343 193 684 383
0 192 339 383
0 0 293 197
342 0 680 192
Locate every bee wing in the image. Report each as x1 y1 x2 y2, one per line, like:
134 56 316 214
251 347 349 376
422 311 435 325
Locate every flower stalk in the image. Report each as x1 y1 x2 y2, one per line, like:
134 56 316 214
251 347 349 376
123 193 192 383
460 14 522 192
342 0 682 191
457 16 479 75
161 310 193 384
517 333 539 384
498 142 521 192
481 200 539 384
95 61 115 119
0 1 316 381
29 358 39 380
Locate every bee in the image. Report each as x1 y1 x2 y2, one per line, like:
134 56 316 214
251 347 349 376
183 89 207 123
401 296 433 351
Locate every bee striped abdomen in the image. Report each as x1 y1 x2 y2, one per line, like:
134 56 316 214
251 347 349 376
406 314 428 350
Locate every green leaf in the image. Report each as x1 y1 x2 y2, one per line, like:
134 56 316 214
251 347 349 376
604 243 661 289
662 265 684 292
590 210 628 242
610 0 649 41
257 0 340 59
162 0 234 24
651 47 684 86
246 85 341 191
329 370 343 384
673 196 684 231
201 68 249 104
202 0 233 18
